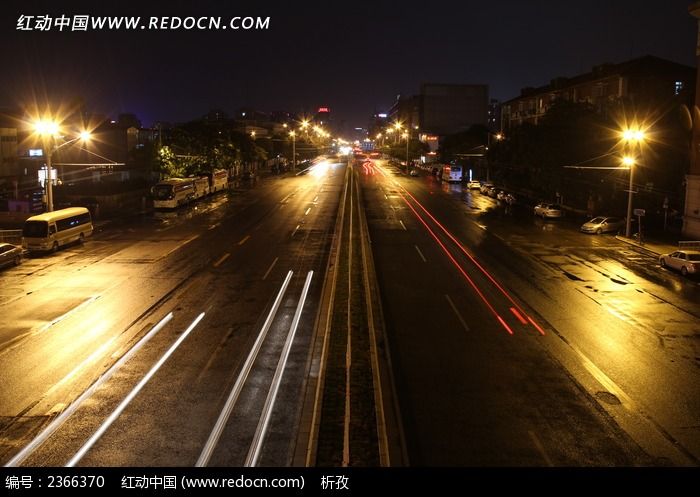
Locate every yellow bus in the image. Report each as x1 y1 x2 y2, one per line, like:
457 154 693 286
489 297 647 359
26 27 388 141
22 207 93 253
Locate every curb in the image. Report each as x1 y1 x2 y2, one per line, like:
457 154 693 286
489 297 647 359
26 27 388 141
614 235 665 257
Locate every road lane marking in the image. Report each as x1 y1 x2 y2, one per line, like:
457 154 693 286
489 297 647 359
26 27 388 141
445 295 470 332
414 245 427 262
208 223 220 231
262 257 279 281
158 234 199 261
5 313 174 467
238 235 251 246
197 271 293 467
66 312 205 467
313 195 319 203
291 224 301 237
399 220 407 231
305 207 312 216
246 271 314 466
213 253 230 268
528 430 554 466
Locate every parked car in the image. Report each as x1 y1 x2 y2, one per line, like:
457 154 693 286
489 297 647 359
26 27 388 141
0 242 22 269
659 250 700 276
467 180 481 189
534 203 564 218
409 168 419 176
580 216 625 234
504 193 516 205
487 187 499 198
496 190 507 201
480 182 494 194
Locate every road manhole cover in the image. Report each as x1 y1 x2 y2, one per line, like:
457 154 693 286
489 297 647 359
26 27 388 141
595 391 621 405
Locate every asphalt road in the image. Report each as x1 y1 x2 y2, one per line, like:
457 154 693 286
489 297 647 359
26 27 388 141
0 161 345 466
361 160 700 466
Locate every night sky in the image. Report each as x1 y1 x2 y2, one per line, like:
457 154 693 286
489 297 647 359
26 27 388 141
1 0 697 130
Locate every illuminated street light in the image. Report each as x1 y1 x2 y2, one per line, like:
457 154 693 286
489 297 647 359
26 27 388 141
289 130 296 172
485 131 505 182
621 127 646 238
34 120 91 212
403 131 410 175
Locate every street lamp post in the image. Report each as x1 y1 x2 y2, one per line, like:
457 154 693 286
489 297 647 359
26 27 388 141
622 156 636 238
485 132 503 182
34 120 91 212
621 128 645 238
289 130 296 172
403 131 410 174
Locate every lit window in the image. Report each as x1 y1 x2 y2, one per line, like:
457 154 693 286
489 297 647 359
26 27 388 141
675 81 684 95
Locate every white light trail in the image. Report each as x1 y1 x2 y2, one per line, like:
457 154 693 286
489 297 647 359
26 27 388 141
65 312 205 467
196 271 293 467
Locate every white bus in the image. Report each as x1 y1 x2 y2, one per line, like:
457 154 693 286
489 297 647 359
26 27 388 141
209 169 229 193
22 207 93 253
193 176 210 199
441 164 463 183
152 178 196 209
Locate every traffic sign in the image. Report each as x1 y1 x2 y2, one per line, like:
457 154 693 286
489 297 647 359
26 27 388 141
633 208 645 216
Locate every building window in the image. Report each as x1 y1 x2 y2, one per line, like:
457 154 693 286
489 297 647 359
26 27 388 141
675 81 684 95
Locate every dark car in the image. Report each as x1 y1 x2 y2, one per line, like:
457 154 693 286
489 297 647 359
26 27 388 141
0 242 22 269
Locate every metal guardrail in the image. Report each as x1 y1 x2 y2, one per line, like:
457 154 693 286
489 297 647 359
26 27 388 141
679 241 700 249
0 230 22 244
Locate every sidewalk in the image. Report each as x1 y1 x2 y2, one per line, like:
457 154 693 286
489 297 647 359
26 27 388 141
614 233 679 257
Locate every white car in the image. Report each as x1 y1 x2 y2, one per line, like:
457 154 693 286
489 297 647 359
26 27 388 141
534 203 564 218
659 250 700 276
409 168 419 177
467 180 481 189
0 243 22 269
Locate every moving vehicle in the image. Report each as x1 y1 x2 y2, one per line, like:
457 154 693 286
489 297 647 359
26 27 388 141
0 242 22 268
441 164 463 183
534 203 564 218
22 207 93 253
152 178 196 209
467 180 481 189
580 216 625 234
659 250 700 276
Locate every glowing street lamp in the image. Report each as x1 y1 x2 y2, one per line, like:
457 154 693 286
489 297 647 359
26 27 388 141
620 127 646 238
485 131 504 182
621 155 637 238
289 130 296 172
402 131 410 174
34 119 91 212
